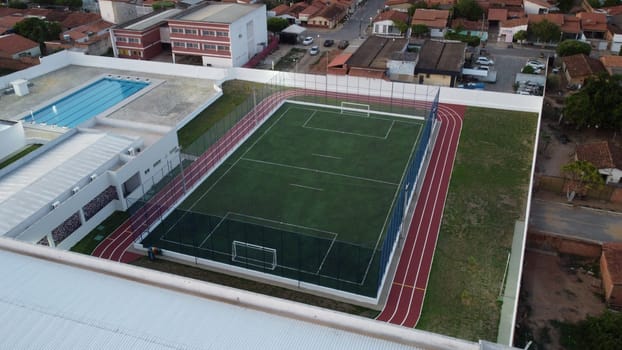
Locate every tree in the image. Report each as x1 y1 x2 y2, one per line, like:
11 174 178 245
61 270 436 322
529 19 561 43
393 20 409 35
8 0 28 9
513 30 527 45
564 73 622 130
557 40 591 57
152 1 174 10
561 160 604 201
267 17 289 33
13 18 62 55
31 0 82 8
559 311 622 350
453 0 484 21
521 65 535 74
408 1 429 16
411 24 429 37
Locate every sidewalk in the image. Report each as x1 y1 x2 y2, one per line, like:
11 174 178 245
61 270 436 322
533 190 622 213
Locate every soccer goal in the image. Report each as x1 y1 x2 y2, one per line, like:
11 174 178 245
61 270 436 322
231 240 277 270
340 102 370 117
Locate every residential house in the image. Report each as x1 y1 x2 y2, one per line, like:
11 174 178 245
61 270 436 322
577 12 608 51
561 53 605 88
600 55 622 75
387 50 418 82
523 0 556 15
414 39 465 86
601 243 622 309
487 8 508 26
384 0 417 13
0 33 41 59
528 14 580 41
576 141 622 184
607 23 622 53
451 18 489 41
344 36 407 78
61 12 103 32
269 3 305 24
168 3 267 67
327 52 351 75
48 19 114 56
411 9 450 38
498 18 528 43
372 10 409 37
425 0 456 7
308 4 347 29
0 15 25 35
99 0 153 25
112 9 182 60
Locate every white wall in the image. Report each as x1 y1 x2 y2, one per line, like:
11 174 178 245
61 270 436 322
0 122 26 161
226 4 268 67
99 0 139 24
387 59 416 76
611 33 622 53
524 1 547 15
498 24 528 43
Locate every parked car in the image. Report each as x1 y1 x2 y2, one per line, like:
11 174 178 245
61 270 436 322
309 45 319 56
475 56 494 65
526 60 545 69
323 39 334 47
302 37 314 45
477 66 489 71
338 40 349 49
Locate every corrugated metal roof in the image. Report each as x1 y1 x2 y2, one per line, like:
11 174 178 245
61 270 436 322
0 132 134 235
125 9 183 30
0 240 483 350
179 4 261 23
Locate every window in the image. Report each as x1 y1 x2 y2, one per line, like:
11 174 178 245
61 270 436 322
185 28 198 35
203 43 216 50
187 42 199 49
128 37 140 44
202 30 215 36
116 37 128 42
171 27 183 33
216 31 228 37
173 42 184 47
217 45 230 51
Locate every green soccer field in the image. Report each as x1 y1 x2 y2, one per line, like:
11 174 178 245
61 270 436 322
141 102 424 296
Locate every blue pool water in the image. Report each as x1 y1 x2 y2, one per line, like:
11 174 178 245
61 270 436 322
24 77 149 128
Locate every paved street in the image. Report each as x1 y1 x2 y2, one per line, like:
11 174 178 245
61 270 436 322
305 0 386 41
529 199 622 242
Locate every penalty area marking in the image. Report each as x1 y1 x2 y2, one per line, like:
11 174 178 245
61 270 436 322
290 183 324 191
311 153 342 160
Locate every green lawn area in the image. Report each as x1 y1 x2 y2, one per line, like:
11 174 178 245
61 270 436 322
0 144 42 170
177 80 261 149
416 107 537 341
70 211 129 255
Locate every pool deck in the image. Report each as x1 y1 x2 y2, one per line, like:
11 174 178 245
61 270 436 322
1 65 218 133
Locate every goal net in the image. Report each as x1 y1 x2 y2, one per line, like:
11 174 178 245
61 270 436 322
340 102 370 117
231 240 277 270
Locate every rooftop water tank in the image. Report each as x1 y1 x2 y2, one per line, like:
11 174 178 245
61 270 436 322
11 79 29 96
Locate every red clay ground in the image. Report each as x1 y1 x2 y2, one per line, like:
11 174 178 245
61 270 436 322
515 250 605 349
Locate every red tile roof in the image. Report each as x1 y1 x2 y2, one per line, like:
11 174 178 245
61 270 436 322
384 0 416 5
374 10 409 23
328 53 352 67
488 8 508 21
603 4 622 16
0 33 38 57
500 17 528 27
600 55 622 68
61 12 102 30
0 15 25 33
271 4 291 15
524 0 552 8
412 9 450 28
576 141 620 169
528 13 580 33
562 54 606 80
452 18 488 31
577 12 607 32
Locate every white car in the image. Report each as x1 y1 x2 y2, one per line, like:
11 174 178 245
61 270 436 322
526 60 545 69
475 57 494 65
309 46 319 56
302 37 314 45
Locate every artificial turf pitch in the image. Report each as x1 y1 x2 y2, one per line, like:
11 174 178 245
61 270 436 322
141 103 423 296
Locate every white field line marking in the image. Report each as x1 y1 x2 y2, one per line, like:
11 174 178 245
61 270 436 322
240 157 399 186
359 122 424 285
198 212 231 248
311 153 342 160
302 111 318 127
302 124 389 140
290 183 324 191
157 107 293 242
317 235 337 274
384 120 396 139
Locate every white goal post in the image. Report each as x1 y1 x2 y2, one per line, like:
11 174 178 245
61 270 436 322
340 102 370 116
231 240 277 270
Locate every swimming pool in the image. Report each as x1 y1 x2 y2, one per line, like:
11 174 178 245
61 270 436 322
23 77 150 128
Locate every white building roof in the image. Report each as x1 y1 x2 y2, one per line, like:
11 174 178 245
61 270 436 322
0 238 482 350
0 131 135 236
179 4 261 23
124 9 183 30
282 24 307 35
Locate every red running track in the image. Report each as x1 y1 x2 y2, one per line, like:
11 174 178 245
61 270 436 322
376 103 465 328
